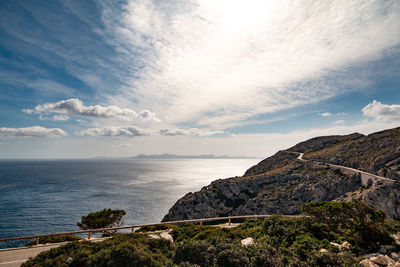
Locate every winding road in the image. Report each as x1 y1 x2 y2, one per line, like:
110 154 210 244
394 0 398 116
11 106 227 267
292 151 395 185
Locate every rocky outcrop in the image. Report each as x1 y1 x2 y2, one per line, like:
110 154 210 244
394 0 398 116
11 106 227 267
334 179 400 220
162 127 400 222
359 253 400 267
163 161 362 221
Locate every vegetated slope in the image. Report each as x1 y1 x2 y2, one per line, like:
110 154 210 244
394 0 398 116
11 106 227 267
24 202 400 267
163 127 400 222
244 133 364 176
299 127 400 180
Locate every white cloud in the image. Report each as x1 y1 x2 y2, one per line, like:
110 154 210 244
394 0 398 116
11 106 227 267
160 128 223 137
23 98 158 122
101 0 400 128
39 115 70 121
334 120 345 124
362 100 400 121
79 126 148 137
319 112 347 118
0 126 67 138
319 112 333 117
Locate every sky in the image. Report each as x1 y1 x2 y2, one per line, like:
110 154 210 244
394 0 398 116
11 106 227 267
0 0 400 159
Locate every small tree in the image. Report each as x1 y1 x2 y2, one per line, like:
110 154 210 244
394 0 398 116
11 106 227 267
77 208 126 235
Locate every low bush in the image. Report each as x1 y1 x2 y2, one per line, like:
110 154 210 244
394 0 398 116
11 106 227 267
22 234 174 267
300 200 394 253
77 209 126 235
135 224 177 233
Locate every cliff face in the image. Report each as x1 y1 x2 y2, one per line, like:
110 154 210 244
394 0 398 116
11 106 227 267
163 127 400 222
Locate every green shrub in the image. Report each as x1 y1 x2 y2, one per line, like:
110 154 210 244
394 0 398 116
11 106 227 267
136 224 177 233
216 245 250 266
262 215 308 248
174 240 216 266
385 219 400 233
299 200 385 230
171 224 209 242
22 234 173 267
77 209 126 235
300 200 394 253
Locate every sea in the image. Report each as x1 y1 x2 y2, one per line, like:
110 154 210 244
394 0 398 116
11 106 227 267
0 158 260 248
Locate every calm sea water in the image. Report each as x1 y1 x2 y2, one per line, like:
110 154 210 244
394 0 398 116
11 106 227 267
0 158 259 248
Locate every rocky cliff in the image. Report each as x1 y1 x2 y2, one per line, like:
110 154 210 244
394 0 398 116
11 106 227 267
163 127 400 222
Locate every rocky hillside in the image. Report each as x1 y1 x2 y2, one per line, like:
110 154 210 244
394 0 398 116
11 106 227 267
163 127 400 222
300 127 400 180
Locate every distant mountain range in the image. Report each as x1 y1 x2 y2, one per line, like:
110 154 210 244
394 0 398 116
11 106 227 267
91 154 258 160
129 154 258 159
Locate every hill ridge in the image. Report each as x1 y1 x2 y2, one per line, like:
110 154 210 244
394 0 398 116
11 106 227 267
163 127 400 222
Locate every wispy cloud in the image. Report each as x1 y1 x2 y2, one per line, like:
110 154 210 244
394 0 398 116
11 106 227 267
0 69 78 99
79 126 148 137
101 0 400 128
318 112 347 118
334 120 345 124
160 128 223 137
23 98 159 122
318 112 333 117
0 126 66 138
362 100 400 121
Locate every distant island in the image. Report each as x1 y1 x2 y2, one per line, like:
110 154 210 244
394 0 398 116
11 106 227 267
92 154 259 160
130 154 259 159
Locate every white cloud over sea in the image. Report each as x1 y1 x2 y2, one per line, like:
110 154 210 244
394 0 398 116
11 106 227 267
0 126 67 138
23 98 158 122
159 128 223 137
79 126 148 137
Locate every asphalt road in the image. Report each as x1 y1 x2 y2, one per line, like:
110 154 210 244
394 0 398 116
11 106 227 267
295 151 395 182
0 238 108 267
0 244 62 267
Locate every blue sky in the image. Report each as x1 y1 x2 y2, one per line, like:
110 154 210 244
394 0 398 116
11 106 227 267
0 0 400 158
